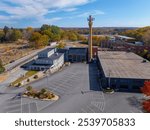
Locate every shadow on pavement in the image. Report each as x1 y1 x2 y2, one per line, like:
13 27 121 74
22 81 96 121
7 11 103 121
88 63 101 91
126 96 144 112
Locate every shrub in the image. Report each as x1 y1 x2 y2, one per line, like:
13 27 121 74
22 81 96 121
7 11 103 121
26 86 33 92
27 79 30 82
17 83 22 87
34 75 38 79
40 88 47 94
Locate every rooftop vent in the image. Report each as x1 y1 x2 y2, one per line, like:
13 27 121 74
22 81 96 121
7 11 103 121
142 59 147 63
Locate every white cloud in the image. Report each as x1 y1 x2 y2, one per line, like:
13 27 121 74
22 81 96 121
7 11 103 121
77 10 105 17
63 8 77 12
0 0 95 26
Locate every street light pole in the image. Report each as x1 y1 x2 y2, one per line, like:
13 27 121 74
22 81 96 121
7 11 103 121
108 70 111 89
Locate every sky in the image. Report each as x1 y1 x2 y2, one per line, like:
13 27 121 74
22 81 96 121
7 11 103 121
0 0 150 28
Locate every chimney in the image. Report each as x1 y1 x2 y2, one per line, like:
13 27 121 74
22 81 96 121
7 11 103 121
87 15 95 62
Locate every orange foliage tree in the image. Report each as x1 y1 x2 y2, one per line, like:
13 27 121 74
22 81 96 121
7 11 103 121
142 100 150 112
141 81 150 96
141 81 150 112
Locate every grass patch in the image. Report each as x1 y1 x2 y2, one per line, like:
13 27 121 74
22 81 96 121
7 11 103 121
11 70 38 86
0 67 5 74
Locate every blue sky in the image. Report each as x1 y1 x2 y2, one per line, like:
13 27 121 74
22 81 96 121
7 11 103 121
0 0 150 28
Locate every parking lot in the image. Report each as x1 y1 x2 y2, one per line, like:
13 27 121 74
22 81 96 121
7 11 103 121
0 63 144 113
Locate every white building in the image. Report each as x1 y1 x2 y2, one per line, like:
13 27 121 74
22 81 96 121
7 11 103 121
28 48 64 71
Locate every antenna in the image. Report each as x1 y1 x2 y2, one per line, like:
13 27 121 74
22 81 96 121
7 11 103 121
87 15 95 22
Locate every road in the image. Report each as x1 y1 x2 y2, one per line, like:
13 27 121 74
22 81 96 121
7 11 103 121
4 46 54 72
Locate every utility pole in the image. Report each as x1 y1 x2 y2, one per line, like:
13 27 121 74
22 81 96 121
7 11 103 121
88 15 95 62
108 70 111 89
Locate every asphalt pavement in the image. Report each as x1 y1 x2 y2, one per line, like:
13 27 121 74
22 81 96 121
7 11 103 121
0 63 144 113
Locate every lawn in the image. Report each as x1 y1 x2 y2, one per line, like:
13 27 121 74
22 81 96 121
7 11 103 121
0 66 5 74
11 70 38 86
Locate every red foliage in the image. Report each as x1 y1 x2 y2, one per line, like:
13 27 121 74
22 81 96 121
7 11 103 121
141 81 150 96
143 100 150 112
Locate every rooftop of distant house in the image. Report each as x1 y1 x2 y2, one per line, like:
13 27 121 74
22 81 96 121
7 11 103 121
115 35 135 40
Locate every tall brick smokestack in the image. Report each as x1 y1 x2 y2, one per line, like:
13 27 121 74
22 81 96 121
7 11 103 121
88 15 94 62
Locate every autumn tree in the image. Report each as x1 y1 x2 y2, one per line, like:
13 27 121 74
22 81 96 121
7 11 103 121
10 29 22 41
141 81 150 96
29 32 49 48
142 100 150 112
0 59 5 73
143 30 150 45
40 24 61 42
26 86 33 92
141 81 150 112
56 42 66 49
92 36 109 46
0 31 5 42
23 27 34 40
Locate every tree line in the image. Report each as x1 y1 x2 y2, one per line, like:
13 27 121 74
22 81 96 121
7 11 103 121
120 26 150 45
0 25 85 48
62 27 134 35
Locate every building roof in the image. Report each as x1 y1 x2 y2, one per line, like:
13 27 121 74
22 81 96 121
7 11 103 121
38 48 54 54
38 53 63 61
69 47 87 55
49 53 64 60
116 35 135 40
98 51 150 80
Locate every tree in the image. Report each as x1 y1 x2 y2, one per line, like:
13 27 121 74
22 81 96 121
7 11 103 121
41 24 51 32
26 86 33 92
3 26 9 35
0 31 5 42
30 32 41 42
141 81 150 96
23 27 34 40
38 34 49 47
50 34 61 42
29 32 49 48
143 30 150 45
57 42 66 49
40 24 61 42
10 29 22 41
92 36 108 46
141 81 150 112
0 59 5 73
68 31 78 41
40 88 47 94
143 100 150 112
51 25 61 35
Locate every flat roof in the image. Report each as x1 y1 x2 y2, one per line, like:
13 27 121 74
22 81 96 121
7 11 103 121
98 51 150 80
38 53 63 60
38 48 54 54
116 35 135 40
69 47 87 55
